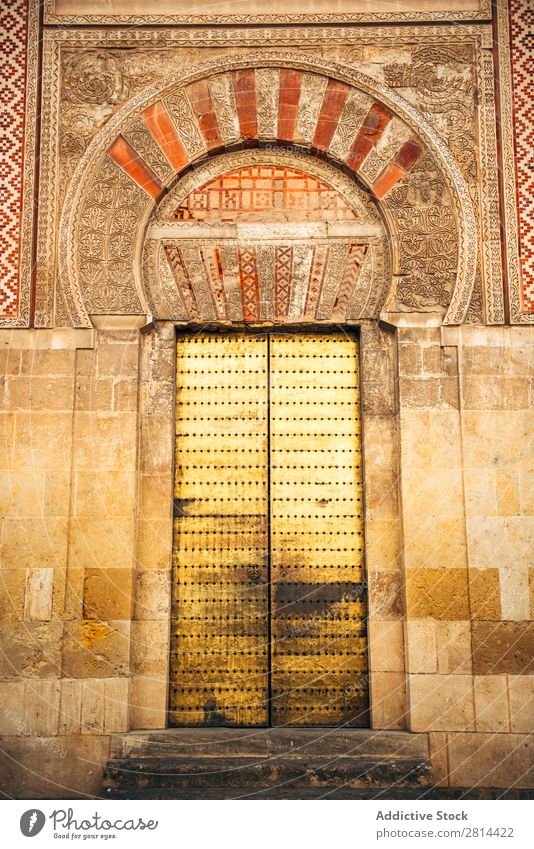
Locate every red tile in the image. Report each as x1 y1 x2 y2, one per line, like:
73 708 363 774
346 103 392 171
372 163 406 199
278 70 303 143
395 136 424 171
143 101 189 172
312 80 350 152
234 69 257 140
187 81 223 152
107 135 164 199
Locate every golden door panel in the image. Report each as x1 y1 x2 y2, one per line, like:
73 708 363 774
170 331 368 727
270 334 368 727
170 334 269 727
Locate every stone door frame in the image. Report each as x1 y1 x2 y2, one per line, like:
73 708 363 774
131 317 406 732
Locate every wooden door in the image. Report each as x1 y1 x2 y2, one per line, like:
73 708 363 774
270 334 368 726
169 333 270 726
169 331 368 727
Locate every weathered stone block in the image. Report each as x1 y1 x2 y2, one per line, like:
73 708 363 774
409 674 475 732
130 676 167 731
0 735 111 798
508 675 534 733
474 675 510 733
469 568 501 619
368 620 404 672
405 568 469 620
0 622 62 678
24 680 60 737
69 518 135 570
370 672 406 731
405 619 438 674
436 621 472 674
134 570 170 620
368 569 403 619
83 568 134 620
0 568 25 621
0 681 26 733
62 620 131 678
472 621 534 675
97 343 139 378
447 732 534 789
25 568 54 620
131 621 169 676
428 731 449 787
73 471 136 518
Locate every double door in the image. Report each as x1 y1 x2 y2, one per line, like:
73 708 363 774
169 331 368 727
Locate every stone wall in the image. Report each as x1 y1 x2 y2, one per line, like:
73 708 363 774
0 0 533 799
0 325 139 796
400 326 534 788
1 324 533 795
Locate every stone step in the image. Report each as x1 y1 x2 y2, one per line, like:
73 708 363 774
100 786 534 801
101 753 432 796
111 728 429 761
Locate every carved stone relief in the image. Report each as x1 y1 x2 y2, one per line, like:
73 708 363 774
38 34 488 327
143 152 388 324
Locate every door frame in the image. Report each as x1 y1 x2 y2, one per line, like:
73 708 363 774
129 319 407 732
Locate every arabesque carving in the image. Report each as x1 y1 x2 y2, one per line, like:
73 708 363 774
56 53 477 328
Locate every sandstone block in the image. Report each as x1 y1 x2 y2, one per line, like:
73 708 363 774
508 675 534 733
83 568 134 620
469 568 501 619
104 678 129 733
370 671 406 731
368 620 404 672
409 674 475 732
25 568 54 621
0 681 26 733
0 518 68 569
134 570 170 620
368 569 403 619
405 620 437 674
130 676 167 731
62 620 131 678
0 735 111 798
24 680 60 736
0 621 62 679
131 621 169 676
73 470 136 518
405 568 470 620
473 675 510 732
428 731 449 787
447 732 534 789
0 568 25 621
69 518 135 570
436 621 472 674
472 621 534 675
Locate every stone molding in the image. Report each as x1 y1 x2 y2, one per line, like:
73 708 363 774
44 0 492 26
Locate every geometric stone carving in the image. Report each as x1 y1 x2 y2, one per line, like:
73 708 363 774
58 55 477 327
144 153 389 323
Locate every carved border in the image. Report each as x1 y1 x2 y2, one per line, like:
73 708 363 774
476 35 505 324
0 0 39 329
44 0 492 25
43 23 492 49
495 0 532 323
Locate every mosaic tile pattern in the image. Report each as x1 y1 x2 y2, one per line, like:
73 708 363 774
0 0 29 318
174 166 359 222
510 0 534 311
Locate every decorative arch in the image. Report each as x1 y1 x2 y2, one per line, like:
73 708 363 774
59 54 477 327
